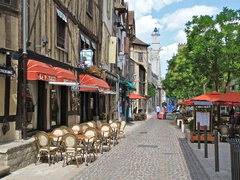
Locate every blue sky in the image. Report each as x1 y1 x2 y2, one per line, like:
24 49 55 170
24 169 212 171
126 0 240 78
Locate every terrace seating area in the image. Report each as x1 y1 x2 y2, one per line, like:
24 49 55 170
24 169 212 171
33 120 127 167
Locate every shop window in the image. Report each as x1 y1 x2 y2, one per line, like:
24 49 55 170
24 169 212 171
22 85 35 131
0 0 18 9
56 9 67 49
51 89 59 126
71 92 79 111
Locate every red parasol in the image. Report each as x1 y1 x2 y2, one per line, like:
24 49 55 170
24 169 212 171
129 93 147 99
213 92 240 106
191 91 223 102
179 91 223 106
179 99 194 106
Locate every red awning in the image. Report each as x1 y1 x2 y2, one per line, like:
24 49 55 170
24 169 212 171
129 93 146 99
27 59 57 81
79 74 110 92
191 91 223 102
54 67 75 82
213 92 240 106
179 100 194 106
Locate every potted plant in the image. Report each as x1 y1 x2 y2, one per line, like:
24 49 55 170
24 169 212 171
87 65 102 76
100 112 107 121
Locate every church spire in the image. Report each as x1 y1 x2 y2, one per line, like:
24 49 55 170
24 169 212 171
152 27 160 35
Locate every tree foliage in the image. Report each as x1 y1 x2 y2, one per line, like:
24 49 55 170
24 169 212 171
162 7 240 99
147 82 156 98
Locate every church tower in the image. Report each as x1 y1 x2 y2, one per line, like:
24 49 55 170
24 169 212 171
148 27 162 109
150 27 161 87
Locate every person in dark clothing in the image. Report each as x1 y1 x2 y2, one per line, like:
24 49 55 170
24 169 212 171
133 107 137 114
229 107 235 123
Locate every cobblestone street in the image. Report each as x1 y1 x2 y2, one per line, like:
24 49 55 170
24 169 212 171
72 116 209 180
3 113 231 180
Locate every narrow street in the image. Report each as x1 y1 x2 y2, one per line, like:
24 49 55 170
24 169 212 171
3 113 231 180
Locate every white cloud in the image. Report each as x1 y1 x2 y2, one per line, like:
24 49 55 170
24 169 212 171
160 43 178 78
125 2 219 78
159 5 218 31
126 0 183 18
136 15 160 34
174 30 187 43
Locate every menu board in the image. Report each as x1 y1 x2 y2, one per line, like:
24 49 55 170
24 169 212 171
196 112 210 130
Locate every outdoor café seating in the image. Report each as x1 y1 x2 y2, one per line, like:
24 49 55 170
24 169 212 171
78 123 90 134
119 120 126 138
96 120 102 129
219 124 230 142
81 127 98 165
71 124 81 134
33 117 128 168
60 126 73 134
34 131 59 166
86 121 97 128
110 121 121 146
98 123 112 154
50 128 64 159
61 133 83 167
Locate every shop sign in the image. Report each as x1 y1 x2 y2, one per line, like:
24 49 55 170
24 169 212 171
0 65 15 76
79 49 93 68
71 85 81 92
38 73 57 81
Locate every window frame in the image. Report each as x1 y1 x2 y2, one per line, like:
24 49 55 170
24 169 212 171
87 0 93 18
138 52 143 62
56 8 67 50
0 0 18 9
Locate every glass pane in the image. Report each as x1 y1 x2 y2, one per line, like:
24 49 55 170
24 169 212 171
51 89 59 126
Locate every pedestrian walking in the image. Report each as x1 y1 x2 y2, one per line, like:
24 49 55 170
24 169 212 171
163 106 167 119
155 105 160 118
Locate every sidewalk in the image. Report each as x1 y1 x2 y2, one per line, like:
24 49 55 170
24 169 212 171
2 119 146 180
2 113 232 180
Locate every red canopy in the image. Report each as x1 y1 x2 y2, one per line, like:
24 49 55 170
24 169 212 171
179 91 223 106
213 92 240 106
191 91 223 102
54 67 76 82
27 59 57 82
79 74 110 92
179 99 194 106
129 93 146 99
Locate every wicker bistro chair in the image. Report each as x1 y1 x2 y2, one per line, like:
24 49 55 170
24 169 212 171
119 120 127 138
62 133 83 167
110 121 121 146
60 126 74 135
96 120 102 129
50 128 64 159
34 131 59 166
219 124 230 142
87 121 97 128
79 123 90 134
233 125 240 138
98 123 112 154
82 127 98 165
51 128 63 146
71 124 81 134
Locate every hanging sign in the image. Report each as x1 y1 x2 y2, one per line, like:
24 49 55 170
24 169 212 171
79 49 93 68
0 65 15 76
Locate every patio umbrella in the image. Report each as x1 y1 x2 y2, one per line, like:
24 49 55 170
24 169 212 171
179 91 223 106
191 91 223 102
179 99 194 106
213 92 240 106
129 93 147 99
